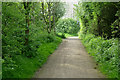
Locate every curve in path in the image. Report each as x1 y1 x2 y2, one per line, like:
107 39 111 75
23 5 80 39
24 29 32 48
34 37 105 78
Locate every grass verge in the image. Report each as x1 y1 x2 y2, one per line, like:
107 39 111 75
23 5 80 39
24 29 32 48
2 37 62 78
79 33 118 79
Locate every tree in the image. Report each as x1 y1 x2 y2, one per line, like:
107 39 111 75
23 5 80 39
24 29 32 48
23 1 32 45
74 2 119 39
41 2 65 34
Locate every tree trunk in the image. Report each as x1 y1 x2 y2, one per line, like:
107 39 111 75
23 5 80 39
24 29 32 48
48 2 51 33
42 2 47 25
53 3 56 35
23 2 30 45
97 16 102 37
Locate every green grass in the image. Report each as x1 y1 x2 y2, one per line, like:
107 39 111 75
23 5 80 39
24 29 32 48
2 37 62 78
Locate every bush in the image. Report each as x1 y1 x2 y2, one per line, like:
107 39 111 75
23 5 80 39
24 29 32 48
56 33 66 38
2 35 62 78
56 18 80 34
80 33 118 78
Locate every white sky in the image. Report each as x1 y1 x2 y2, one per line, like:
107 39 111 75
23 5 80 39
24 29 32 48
62 2 78 19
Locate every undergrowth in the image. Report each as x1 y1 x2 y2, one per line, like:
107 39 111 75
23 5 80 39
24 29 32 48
2 35 62 78
79 33 119 79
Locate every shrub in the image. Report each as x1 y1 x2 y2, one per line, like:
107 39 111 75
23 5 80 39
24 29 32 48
56 18 80 34
2 35 62 78
80 34 118 78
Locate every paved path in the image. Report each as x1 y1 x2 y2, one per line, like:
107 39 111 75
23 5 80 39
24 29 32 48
34 37 105 78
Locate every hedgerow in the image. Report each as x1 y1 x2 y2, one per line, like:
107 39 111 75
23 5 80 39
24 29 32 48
79 33 118 78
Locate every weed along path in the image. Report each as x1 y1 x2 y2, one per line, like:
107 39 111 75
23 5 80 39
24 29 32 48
34 37 105 78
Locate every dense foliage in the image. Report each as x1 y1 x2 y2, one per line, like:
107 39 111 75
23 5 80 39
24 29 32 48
2 1 120 79
3 36 61 78
56 18 79 37
2 2 64 78
81 34 118 78
75 2 120 39
74 2 120 78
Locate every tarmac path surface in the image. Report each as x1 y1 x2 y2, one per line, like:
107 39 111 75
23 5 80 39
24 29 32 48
34 37 105 78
